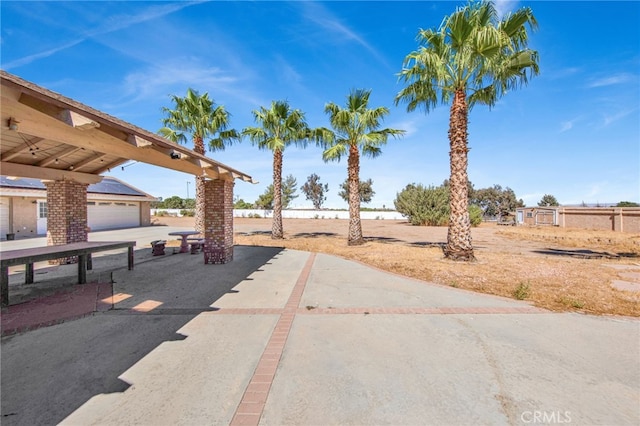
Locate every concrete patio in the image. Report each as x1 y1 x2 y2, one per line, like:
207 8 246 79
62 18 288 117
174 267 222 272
1 226 638 425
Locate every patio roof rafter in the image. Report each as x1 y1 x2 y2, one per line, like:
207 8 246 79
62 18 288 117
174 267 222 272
0 70 255 184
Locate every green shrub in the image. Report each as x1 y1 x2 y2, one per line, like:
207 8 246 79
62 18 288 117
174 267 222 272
394 184 449 226
395 183 485 227
154 210 167 217
469 204 483 227
513 282 530 300
180 209 195 217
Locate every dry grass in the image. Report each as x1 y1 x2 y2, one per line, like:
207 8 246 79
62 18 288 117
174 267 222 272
155 215 640 317
235 223 639 317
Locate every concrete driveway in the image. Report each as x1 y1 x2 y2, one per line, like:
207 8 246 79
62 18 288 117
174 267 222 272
1 226 638 425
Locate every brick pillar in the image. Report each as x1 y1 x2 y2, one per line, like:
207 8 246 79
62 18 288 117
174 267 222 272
203 179 234 264
44 180 89 264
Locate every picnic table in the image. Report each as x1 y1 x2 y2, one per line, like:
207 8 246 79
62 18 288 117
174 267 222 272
1 241 135 306
168 231 202 253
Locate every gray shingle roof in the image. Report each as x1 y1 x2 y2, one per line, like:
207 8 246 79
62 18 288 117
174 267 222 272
0 176 149 197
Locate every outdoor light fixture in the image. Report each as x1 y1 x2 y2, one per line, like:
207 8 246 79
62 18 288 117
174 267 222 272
169 150 181 160
8 117 19 131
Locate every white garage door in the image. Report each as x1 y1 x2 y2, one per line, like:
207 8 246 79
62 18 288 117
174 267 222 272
0 197 9 239
88 201 140 231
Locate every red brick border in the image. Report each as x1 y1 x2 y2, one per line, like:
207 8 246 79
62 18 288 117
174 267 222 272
230 253 316 426
228 252 546 425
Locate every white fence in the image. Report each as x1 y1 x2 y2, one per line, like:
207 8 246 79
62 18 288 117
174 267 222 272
152 209 406 220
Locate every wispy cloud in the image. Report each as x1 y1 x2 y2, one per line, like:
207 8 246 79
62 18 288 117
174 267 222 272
587 73 634 88
389 119 419 137
297 2 387 66
121 62 237 103
602 108 637 127
3 1 203 70
273 55 303 87
3 39 84 69
559 117 581 133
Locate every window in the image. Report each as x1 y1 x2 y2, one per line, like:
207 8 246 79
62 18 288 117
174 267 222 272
38 202 47 219
526 212 533 218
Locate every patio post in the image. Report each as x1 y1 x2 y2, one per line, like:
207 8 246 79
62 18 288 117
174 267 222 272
203 178 234 264
43 179 88 264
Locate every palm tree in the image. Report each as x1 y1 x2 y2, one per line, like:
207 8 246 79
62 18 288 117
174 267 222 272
242 101 309 239
159 88 239 233
396 0 539 261
322 89 404 246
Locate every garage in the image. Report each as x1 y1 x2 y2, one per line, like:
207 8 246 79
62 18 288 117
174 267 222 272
0 176 154 237
88 201 140 231
0 197 10 238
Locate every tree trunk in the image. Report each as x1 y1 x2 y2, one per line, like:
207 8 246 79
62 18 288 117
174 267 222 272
193 136 205 234
444 89 475 261
272 150 284 239
347 144 364 246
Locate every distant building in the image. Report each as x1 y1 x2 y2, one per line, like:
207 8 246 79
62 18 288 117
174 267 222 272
515 206 640 233
1 176 156 239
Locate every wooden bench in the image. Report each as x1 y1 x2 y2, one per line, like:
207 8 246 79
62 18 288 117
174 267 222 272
1 241 135 307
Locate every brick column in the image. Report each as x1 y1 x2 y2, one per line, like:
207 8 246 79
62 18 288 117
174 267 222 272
203 178 234 264
44 180 89 264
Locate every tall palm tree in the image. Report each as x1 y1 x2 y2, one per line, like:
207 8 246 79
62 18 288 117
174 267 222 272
159 88 239 233
396 0 539 261
323 89 404 246
242 101 309 239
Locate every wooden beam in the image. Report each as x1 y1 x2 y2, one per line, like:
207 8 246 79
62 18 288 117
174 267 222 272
71 153 106 171
0 137 44 161
35 145 81 167
127 134 153 148
0 161 103 184
92 159 127 175
5 90 254 182
4 99 221 178
59 109 100 130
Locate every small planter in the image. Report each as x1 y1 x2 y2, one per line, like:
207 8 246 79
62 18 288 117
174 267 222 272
150 240 166 256
6 233 15 241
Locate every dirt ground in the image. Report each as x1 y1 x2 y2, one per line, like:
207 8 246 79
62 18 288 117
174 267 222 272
153 215 640 317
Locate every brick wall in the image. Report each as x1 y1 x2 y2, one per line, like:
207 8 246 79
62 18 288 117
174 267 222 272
44 180 88 264
203 179 234 264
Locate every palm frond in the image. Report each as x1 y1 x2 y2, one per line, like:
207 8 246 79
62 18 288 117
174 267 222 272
322 142 348 162
397 0 539 113
242 100 310 153
160 88 236 151
158 126 187 145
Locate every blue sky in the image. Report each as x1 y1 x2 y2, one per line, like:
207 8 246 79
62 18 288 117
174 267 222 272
2 1 638 208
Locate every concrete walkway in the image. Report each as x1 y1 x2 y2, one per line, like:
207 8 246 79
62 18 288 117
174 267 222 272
1 227 639 425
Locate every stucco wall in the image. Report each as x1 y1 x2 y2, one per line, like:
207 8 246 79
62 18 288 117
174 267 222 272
140 201 151 226
3 195 153 238
517 207 640 233
10 196 39 237
560 208 640 233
